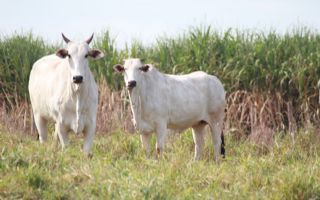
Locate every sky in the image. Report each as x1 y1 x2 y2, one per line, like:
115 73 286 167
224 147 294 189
1 0 319 48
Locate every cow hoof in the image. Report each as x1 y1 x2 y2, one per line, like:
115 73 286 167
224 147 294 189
86 153 93 159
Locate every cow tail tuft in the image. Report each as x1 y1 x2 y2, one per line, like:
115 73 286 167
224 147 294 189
220 132 225 158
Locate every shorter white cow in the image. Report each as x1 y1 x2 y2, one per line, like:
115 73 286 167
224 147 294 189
28 34 104 156
114 59 226 160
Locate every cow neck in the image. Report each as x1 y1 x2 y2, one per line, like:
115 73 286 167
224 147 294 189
63 64 91 133
128 68 163 131
128 84 142 130
139 67 164 102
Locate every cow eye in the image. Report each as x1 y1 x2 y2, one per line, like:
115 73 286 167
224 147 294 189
85 54 88 58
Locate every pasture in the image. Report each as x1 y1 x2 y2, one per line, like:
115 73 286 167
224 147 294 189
1 128 320 199
1 26 320 199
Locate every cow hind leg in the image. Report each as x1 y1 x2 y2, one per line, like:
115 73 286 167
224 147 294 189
34 114 48 143
192 124 206 160
140 133 152 157
208 110 225 161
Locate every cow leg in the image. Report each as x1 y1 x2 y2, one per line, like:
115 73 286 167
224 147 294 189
155 124 167 157
140 133 151 157
209 111 225 162
83 124 95 157
34 114 48 143
192 124 206 160
56 122 69 149
210 123 222 162
53 127 60 146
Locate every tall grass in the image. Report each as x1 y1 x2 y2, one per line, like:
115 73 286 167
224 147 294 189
1 26 320 134
0 32 56 108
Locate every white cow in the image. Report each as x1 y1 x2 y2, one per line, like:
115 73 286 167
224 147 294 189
28 33 104 156
114 58 226 160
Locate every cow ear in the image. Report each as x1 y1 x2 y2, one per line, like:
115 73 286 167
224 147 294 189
113 64 125 73
56 49 69 58
88 49 104 60
139 64 150 72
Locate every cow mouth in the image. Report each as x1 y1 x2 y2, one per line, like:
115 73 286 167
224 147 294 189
127 86 135 91
73 83 81 91
73 80 83 84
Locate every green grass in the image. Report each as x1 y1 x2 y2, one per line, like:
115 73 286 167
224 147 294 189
1 128 320 199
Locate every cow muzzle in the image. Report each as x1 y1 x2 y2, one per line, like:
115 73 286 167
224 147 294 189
73 76 83 84
127 80 137 90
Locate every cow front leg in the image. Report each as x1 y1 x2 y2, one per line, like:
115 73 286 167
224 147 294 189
155 124 167 157
56 122 69 149
140 133 151 157
53 126 60 147
83 124 96 157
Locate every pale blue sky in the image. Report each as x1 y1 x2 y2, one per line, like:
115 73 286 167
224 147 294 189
1 0 319 48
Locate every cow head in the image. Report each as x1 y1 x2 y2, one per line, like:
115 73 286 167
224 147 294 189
113 58 150 90
56 33 104 84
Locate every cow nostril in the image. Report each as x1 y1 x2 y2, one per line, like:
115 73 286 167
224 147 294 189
73 76 83 84
127 80 137 89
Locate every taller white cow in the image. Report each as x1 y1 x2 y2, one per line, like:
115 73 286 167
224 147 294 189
28 33 104 156
114 58 226 160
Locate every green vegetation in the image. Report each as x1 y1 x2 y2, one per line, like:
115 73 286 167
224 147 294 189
1 128 320 199
1 26 320 126
93 26 320 98
2 27 320 100
0 33 56 107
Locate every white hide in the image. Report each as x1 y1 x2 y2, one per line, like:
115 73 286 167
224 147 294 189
28 38 103 155
116 58 226 160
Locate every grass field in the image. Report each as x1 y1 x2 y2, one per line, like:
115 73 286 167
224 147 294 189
1 127 320 199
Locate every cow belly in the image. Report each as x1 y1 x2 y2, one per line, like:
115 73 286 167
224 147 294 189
168 118 202 130
168 107 208 128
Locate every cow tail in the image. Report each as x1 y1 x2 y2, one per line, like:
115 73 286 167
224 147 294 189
220 131 225 158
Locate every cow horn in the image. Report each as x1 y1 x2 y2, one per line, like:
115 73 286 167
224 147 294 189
61 33 70 43
86 33 94 44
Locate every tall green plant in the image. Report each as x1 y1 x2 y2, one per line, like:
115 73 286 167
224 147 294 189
0 33 54 108
1 26 320 116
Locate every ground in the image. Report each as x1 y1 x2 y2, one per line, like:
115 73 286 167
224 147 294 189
0 128 320 199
